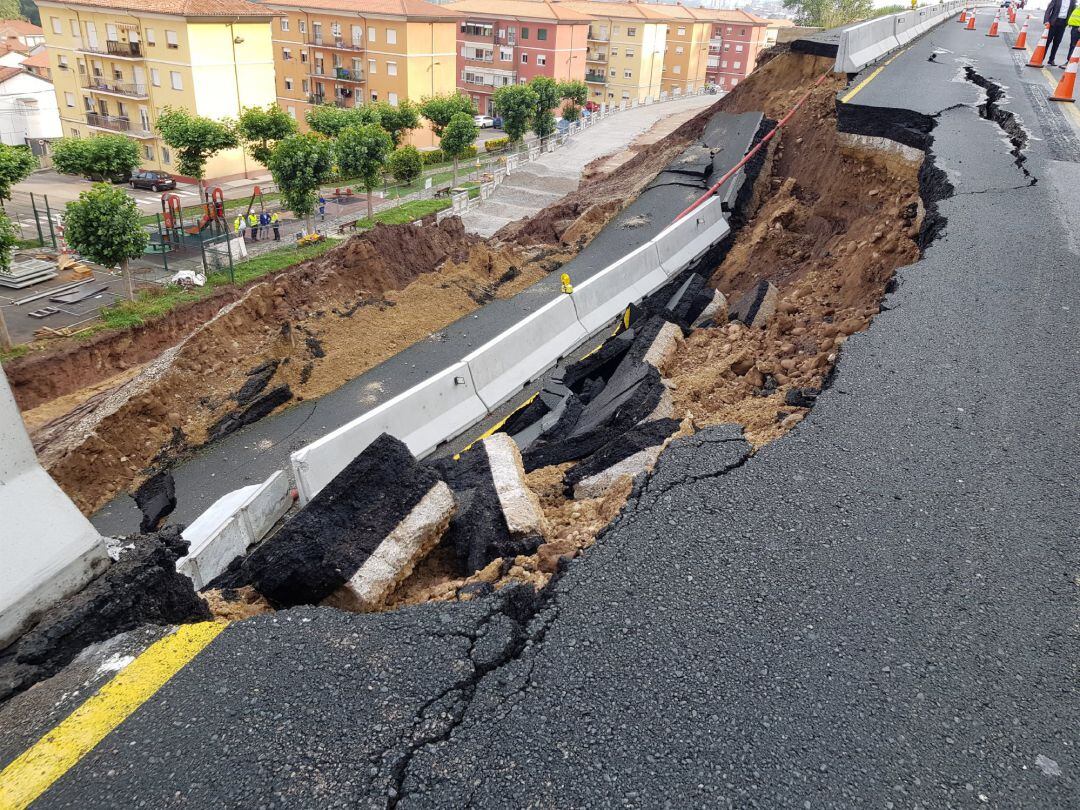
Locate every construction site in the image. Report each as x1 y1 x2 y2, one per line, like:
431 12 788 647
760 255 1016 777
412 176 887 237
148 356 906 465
2 4 1077 806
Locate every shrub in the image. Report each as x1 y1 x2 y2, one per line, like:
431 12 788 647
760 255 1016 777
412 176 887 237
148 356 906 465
484 137 509 152
422 148 445 165
387 145 423 184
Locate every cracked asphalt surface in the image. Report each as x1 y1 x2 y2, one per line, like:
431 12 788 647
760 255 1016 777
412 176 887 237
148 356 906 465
8 19 1079 807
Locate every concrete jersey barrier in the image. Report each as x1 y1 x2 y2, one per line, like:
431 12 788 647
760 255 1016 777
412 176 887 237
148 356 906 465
835 2 962 73
570 242 666 334
291 362 487 503
654 198 731 277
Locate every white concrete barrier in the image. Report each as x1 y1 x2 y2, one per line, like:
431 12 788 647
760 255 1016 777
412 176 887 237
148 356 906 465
177 470 292 590
654 197 731 277
0 368 110 648
836 2 962 73
464 296 586 412
569 241 665 334
291 362 486 503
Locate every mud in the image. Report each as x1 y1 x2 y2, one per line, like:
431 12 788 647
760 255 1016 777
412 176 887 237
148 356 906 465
0 526 210 704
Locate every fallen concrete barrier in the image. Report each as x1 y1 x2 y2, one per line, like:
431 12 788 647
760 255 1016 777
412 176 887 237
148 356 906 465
247 434 453 609
654 198 730 277
1 368 110 650
177 470 293 590
569 242 665 334
291 362 486 504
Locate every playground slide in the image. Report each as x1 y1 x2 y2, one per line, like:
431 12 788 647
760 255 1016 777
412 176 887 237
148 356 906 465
185 214 213 236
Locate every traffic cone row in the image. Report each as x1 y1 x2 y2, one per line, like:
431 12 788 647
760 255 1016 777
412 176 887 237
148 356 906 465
1028 23 1050 67
1049 44 1080 102
1013 15 1030 50
959 7 968 24
1008 5 1016 25
987 10 1000 37
966 11 977 31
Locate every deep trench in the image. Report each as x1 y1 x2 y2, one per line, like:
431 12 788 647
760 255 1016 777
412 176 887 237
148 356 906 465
962 65 1037 185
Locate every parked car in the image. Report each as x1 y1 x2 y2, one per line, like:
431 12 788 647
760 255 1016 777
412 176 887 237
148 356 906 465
474 115 495 128
129 170 176 192
492 115 504 129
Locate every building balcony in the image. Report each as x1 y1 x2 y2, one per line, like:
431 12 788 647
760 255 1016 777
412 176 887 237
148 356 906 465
586 52 607 62
588 32 609 42
308 92 326 104
82 78 148 99
79 40 143 59
332 67 364 82
310 37 363 52
85 112 152 138
584 71 607 83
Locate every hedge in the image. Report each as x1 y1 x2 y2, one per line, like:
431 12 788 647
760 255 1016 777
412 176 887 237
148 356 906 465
484 137 509 152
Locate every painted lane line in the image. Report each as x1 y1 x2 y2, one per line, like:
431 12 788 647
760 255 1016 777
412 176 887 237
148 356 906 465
0 621 227 810
841 48 910 104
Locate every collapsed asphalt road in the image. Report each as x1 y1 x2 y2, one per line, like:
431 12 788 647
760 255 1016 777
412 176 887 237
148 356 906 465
5 22 1079 808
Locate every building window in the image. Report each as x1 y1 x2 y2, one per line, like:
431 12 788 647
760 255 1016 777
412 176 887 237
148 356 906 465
166 30 178 49
145 28 156 46
677 26 685 36
71 128 80 137
735 44 743 52
368 27 376 43
143 144 154 160
170 71 182 90
386 28 396 45
720 60 727 68
741 28 746 36
70 19 78 36
626 27 636 37
370 90 378 102
50 16 61 34
731 78 738 86
609 68 615 77
300 51 308 63
537 28 547 41
521 53 528 63
63 91 74 107
522 27 529 39
387 61 397 76
368 58 376 74
287 106 296 118
285 77 293 90
280 18 289 31
673 65 681 74
675 46 683 54
610 46 618 56
537 54 546 66
283 47 291 60
623 69 632 78
299 19 306 33
500 48 512 62
301 79 309 92
149 68 159 86
58 54 68 69
726 26 732 33
625 48 634 58
162 147 171 163
388 91 398 105
612 25 620 35
723 43 730 51
733 61 741 69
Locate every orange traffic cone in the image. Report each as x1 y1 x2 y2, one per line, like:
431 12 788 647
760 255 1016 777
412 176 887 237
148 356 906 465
966 12 977 30
1049 44 1079 101
1013 15 1030 50
1008 6 1016 24
959 7 968 23
987 10 1000 37
1028 23 1050 66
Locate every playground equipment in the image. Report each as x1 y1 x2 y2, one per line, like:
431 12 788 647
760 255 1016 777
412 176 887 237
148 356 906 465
185 186 227 236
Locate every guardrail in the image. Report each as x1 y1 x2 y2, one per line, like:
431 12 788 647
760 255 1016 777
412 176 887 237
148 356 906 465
835 1 965 73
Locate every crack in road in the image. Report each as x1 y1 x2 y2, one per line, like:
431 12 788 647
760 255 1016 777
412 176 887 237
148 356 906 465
962 65 1038 186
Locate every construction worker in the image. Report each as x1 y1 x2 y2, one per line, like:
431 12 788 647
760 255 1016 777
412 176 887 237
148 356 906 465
248 211 259 241
1045 0 1076 66
259 210 271 241
1068 3 1080 59
270 211 281 241
234 214 246 240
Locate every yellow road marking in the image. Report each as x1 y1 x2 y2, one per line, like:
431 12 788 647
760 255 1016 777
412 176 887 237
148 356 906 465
840 49 909 104
454 392 539 459
0 621 227 810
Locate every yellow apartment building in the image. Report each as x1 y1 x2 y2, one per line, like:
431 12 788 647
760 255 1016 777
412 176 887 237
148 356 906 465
264 0 460 148
643 2 710 96
559 1 667 105
38 0 277 181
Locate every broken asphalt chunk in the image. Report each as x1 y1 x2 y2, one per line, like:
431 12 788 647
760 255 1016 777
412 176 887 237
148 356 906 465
730 280 779 328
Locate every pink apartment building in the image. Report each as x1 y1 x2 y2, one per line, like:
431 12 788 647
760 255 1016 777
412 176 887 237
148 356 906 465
704 9 769 90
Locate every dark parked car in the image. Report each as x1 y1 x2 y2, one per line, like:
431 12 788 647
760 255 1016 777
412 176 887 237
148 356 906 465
129 170 176 192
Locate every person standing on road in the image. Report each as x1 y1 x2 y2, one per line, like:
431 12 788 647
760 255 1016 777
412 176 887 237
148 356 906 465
248 211 259 241
1067 5 1080 60
234 214 246 240
259 210 271 241
270 211 281 241
1045 0 1076 66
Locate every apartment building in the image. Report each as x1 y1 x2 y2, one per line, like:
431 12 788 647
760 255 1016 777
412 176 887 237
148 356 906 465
38 0 276 180
639 3 710 97
443 0 590 117
702 9 769 90
264 0 460 147
559 1 668 104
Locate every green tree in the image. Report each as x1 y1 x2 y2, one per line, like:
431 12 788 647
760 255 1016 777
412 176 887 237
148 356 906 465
439 112 478 186
268 133 335 231
336 123 393 220
0 210 16 349
493 84 537 142
0 143 37 206
560 79 589 122
387 145 423 185
236 105 298 169
155 107 238 180
529 76 562 139
783 0 872 28
63 184 148 301
0 0 21 19
418 92 475 138
370 100 420 146
51 135 140 181
19 0 40 25
305 104 381 138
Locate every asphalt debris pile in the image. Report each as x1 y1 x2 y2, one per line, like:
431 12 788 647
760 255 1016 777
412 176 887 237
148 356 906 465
0 526 210 703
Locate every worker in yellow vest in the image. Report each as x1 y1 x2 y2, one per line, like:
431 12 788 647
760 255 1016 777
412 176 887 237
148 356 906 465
248 212 259 242
1067 4 1080 59
234 215 246 240
271 211 281 241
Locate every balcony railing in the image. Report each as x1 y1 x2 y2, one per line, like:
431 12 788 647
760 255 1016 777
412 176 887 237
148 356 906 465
308 92 326 104
310 36 363 51
333 67 364 82
86 112 151 136
81 40 143 58
588 31 609 42
584 71 607 83
83 78 148 97
586 52 607 62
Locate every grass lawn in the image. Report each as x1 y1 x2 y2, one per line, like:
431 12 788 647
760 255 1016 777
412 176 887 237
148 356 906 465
353 198 452 229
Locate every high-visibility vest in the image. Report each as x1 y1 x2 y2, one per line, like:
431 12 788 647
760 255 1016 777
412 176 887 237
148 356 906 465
271 212 279 224
234 216 243 231
1069 6 1080 25
248 213 258 226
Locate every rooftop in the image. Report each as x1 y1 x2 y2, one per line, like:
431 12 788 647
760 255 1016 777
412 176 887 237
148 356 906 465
445 0 594 23
557 1 674 22
22 49 50 68
40 0 275 18
0 19 44 36
260 0 461 18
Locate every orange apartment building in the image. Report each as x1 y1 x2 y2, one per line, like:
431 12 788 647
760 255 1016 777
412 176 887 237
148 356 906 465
444 0 591 117
640 2 711 96
264 0 460 146
702 9 769 91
